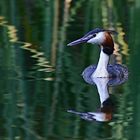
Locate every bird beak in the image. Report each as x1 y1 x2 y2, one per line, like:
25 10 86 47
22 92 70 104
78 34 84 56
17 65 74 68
67 37 88 46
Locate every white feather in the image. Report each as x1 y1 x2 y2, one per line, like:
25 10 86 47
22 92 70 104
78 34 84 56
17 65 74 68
92 78 109 104
91 50 109 78
87 32 105 45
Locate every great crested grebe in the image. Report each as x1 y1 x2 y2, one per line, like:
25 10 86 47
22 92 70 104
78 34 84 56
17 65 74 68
67 28 128 78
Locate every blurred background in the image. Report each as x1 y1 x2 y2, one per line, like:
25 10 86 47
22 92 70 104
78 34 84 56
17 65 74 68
0 0 140 139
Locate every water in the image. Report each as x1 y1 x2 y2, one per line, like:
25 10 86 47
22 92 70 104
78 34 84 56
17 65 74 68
0 0 140 140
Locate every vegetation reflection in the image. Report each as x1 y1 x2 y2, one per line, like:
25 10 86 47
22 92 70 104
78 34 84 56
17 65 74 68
0 0 138 140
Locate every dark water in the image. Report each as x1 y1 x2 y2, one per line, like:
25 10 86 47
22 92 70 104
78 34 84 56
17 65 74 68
0 0 140 140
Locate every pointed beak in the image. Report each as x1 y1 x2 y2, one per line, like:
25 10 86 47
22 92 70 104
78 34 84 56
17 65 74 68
67 37 88 46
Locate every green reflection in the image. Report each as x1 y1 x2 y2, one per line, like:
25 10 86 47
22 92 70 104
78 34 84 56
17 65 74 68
0 0 139 140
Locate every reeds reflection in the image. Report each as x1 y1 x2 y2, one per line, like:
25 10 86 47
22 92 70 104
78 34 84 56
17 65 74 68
0 16 54 81
0 0 137 139
100 0 129 64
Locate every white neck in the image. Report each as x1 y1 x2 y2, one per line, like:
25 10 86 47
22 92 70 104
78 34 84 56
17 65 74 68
87 78 111 122
93 78 109 105
92 50 109 78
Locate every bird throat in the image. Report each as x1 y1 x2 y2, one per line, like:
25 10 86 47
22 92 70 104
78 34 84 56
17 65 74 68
92 50 109 78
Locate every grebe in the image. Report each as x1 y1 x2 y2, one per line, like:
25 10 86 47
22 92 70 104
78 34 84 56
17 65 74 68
68 78 114 122
67 28 128 78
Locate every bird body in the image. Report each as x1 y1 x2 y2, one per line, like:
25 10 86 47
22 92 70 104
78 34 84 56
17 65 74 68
67 29 128 122
67 28 128 78
82 64 128 86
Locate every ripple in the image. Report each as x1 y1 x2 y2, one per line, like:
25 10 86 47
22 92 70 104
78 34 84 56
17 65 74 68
116 23 129 56
100 1 129 64
0 16 55 81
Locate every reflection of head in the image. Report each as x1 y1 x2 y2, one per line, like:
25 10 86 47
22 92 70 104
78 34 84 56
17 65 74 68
101 98 114 113
89 78 114 122
68 77 115 122
67 97 114 122
84 97 114 122
100 97 114 121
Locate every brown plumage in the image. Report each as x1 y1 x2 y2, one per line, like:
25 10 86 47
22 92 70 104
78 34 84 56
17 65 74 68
102 32 114 55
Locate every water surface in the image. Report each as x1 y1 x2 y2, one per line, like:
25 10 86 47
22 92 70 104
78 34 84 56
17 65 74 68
0 0 140 140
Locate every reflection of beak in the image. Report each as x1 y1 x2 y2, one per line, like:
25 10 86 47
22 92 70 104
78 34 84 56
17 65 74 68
67 110 112 122
67 36 90 46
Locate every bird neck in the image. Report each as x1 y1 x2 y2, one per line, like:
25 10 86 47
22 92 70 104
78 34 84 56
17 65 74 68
93 78 109 106
97 50 109 69
92 50 110 78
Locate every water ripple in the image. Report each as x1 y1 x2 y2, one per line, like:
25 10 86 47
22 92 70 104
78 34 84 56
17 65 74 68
0 16 54 81
100 2 129 64
116 23 129 56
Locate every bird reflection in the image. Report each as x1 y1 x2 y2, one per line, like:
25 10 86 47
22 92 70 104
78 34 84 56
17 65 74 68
68 78 114 122
68 76 128 122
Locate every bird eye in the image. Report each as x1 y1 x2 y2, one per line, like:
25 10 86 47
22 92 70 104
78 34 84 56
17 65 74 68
93 34 96 37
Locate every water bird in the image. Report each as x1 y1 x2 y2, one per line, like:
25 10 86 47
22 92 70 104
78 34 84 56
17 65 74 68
67 28 128 78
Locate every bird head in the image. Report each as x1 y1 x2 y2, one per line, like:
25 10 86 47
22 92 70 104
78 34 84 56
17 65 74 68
67 28 117 55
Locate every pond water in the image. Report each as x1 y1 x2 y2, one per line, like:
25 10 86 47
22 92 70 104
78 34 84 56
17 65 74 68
0 0 140 140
